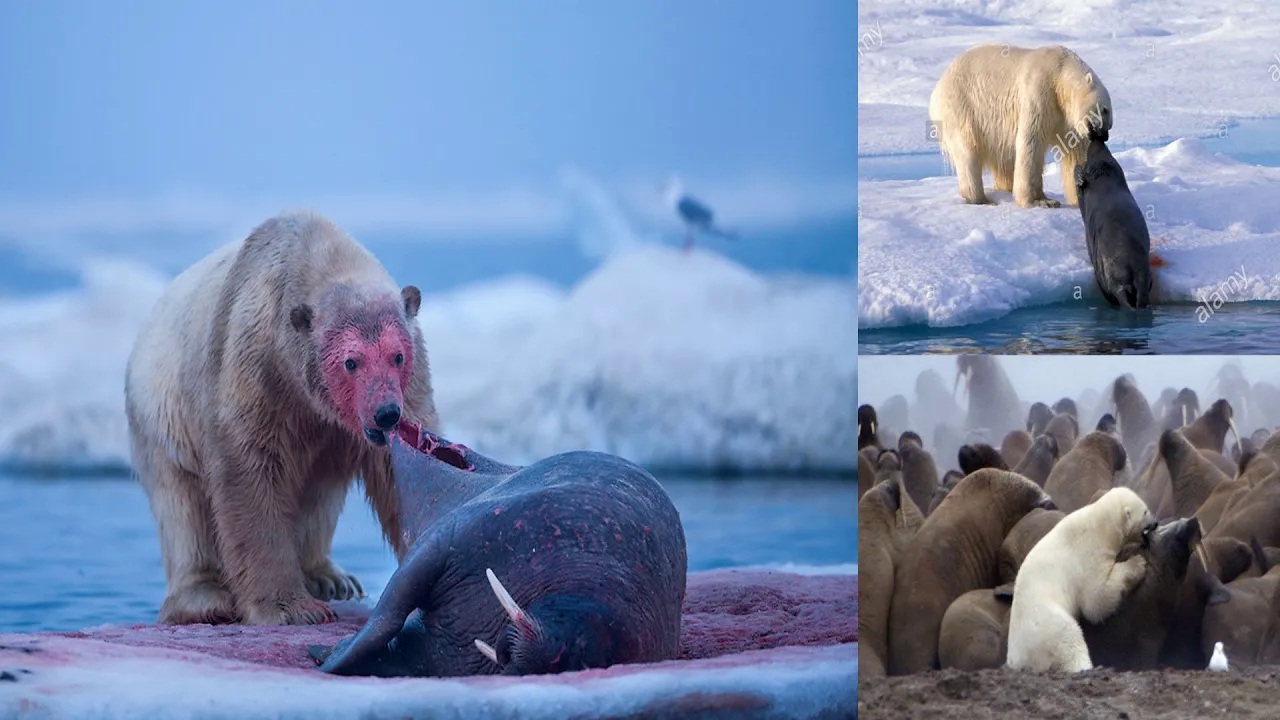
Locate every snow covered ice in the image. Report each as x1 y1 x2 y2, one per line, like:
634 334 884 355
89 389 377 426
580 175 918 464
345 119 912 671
860 140 1280 328
856 0 1280 157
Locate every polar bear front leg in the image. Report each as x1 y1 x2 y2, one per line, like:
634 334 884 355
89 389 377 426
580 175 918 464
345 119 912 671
1060 151 1081 207
1013 117 1061 209
948 136 994 205
210 445 339 626
1079 553 1148 624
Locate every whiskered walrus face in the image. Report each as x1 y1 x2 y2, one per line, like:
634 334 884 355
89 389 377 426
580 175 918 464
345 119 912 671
292 285 423 446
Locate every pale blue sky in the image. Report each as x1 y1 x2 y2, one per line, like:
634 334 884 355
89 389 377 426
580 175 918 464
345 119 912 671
0 1 855 200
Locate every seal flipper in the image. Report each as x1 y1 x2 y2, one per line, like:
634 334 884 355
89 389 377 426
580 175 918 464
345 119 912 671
318 529 451 677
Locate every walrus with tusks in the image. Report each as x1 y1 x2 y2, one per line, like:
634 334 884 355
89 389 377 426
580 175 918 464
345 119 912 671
310 422 687 677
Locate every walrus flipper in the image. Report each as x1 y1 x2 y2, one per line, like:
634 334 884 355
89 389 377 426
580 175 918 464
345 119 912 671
311 612 433 678
318 531 450 677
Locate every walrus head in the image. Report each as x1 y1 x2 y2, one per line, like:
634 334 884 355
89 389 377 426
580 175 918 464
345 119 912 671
475 569 622 675
292 284 423 446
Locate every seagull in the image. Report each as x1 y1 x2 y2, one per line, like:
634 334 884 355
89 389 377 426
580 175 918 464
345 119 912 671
662 176 737 251
1208 641 1229 671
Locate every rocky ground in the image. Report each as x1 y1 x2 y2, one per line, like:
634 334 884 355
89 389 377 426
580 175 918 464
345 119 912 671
859 666 1280 719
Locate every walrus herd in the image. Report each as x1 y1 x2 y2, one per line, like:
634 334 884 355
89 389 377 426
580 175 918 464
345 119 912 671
859 357 1280 678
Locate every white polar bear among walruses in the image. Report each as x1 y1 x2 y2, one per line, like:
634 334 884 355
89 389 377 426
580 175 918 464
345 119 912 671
929 44 1114 209
1006 487 1154 672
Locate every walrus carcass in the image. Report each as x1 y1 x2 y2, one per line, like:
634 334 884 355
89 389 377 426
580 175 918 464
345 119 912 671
311 422 688 678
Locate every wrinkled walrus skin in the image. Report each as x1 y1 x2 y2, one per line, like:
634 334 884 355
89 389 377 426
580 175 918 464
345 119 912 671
311 422 688 678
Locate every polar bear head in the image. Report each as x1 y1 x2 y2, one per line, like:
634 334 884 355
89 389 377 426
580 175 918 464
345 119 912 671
1097 487 1156 546
292 283 422 447
1062 57 1113 143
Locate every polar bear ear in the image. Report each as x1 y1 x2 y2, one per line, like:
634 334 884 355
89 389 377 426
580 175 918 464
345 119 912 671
401 286 422 319
290 304 314 333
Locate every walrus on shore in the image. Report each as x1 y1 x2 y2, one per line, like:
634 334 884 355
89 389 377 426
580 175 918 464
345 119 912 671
1183 398 1243 457
927 471 964 515
859 405 883 452
1026 402 1055 436
1150 429 1231 520
126 212 437 625
958 443 1008 476
1208 470 1280 549
1011 434 1059 487
887 469 1054 675
956 356 1023 435
899 432 940 515
859 478 922 678
1112 375 1157 465
859 452 877 498
1053 397 1079 419
313 424 687 677
1001 430 1033 470
1143 534 1238 670
1161 388 1201 431
938 587 1012 671
1044 412 1080 456
998 507 1065 586
1074 127 1152 308
1042 430 1128 514
1201 562 1280 669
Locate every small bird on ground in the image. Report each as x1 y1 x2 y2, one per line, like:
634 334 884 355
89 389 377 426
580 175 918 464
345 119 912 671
1208 641 1229 671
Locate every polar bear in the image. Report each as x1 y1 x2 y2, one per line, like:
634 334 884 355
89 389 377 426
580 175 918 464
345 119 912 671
929 44 1113 209
125 211 439 626
1006 487 1154 672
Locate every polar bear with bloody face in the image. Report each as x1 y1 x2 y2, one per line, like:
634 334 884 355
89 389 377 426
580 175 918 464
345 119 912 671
126 211 438 626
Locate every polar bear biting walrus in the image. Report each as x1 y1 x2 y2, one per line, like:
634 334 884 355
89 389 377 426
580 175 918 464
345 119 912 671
1006 487 1154 672
929 44 1113 209
126 211 438 626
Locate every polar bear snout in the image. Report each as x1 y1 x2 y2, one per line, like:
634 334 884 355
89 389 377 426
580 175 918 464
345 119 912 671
1141 518 1158 546
374 403 402 431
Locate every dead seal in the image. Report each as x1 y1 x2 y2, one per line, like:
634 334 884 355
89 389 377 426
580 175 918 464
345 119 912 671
1074 127 1152 309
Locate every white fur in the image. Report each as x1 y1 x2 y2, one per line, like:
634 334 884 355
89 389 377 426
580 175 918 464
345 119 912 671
929 44 1113 209
1006 487 1150 672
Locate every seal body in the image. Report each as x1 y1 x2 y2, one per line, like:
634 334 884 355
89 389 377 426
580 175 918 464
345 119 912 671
1075 131 1153 308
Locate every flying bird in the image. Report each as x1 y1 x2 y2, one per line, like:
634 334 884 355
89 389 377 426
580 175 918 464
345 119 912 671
662 177 737 251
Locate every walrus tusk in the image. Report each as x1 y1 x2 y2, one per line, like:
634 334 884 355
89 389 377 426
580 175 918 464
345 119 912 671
486 568 530 629
1229 417 1243 456
1182 405 1189 428
474 639 499 664
1194 535 1211 574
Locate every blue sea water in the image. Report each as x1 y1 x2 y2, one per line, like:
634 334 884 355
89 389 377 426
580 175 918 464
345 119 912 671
0 473 857 633
857 119 1280 354
858 301 1280 355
